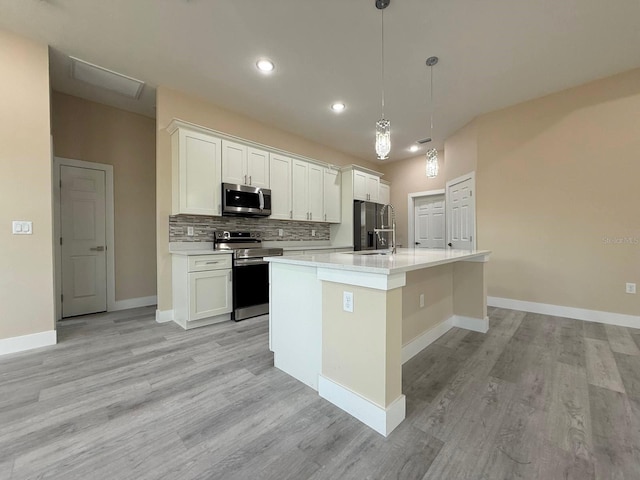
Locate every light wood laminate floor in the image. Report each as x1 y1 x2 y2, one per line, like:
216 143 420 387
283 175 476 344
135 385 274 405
1 306 639 479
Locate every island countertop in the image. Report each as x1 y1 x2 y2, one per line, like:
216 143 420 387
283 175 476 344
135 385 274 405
266 248 491 275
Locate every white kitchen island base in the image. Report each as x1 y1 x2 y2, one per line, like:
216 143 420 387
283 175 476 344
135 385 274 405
268 248 490 436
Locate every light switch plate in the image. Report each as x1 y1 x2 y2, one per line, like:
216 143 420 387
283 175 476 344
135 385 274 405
12 221 33 235
626 283 636 294
343 291 354 312
187 226 194 236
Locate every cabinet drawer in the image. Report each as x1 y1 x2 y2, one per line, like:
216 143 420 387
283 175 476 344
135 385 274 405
188 254 232 272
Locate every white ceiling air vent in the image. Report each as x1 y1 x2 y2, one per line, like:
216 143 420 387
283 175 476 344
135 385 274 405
70 56 145 99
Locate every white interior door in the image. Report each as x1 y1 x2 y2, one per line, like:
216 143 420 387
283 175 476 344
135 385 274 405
446 175 475 249
60 165 107 317
414 195 445 248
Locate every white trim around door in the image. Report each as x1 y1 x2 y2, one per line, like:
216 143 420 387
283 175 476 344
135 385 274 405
53 157 116 320
407 189 445 249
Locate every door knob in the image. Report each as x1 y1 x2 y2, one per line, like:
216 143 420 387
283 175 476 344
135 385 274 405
415 242 420 245
447 243 452 247
90 246 105 251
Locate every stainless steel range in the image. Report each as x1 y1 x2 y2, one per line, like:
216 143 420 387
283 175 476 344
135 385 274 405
215 231 283 321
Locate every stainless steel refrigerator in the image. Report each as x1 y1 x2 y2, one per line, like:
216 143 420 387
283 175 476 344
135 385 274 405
353 200 387 251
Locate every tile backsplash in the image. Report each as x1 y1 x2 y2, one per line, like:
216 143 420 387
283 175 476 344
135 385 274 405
169 215 331 242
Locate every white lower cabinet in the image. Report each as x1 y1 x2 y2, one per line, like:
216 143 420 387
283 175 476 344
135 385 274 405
172 253 232 329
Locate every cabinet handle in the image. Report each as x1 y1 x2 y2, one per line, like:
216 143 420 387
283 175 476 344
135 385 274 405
249 175 252 185
204 261 219 265
310 212 312 221
244 174 247 185
290 210 292 219
218 204 221 215
324 213 327 221
228 271 232 282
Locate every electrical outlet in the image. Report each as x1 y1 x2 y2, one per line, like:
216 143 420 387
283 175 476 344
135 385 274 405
419 294 425 308
626 283 637 294
343 291 354 312
278 229 284 237
311 229 316 237
187 226 194 236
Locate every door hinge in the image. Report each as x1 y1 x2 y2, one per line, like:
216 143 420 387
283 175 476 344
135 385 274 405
61 294 63 302
60 237 63 245
59 179 62 188
470 190 473 197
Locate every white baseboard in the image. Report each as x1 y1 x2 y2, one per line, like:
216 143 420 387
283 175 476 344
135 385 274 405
0 330 57 356
112 296 157 311
402 317 454 364
401 314 489 364
155 309 174 324
488 296 640 329
452 315 489 333
318 375 406 437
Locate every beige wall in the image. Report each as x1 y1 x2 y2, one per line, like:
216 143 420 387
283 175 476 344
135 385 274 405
156 86 376 310
0 30 54 339
403 265 452 344
322 282 402 408
51 92 157 301
474 68 640 316
379 151 445 248
382 68 639 317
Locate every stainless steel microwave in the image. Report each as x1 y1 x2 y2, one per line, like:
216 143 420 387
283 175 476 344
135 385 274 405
222 183 272 217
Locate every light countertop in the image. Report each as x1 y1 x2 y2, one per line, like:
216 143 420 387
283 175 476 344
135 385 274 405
266 248 491 275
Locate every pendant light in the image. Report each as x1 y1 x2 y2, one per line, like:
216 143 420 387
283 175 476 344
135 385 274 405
375 0 391 160
425 56 439 178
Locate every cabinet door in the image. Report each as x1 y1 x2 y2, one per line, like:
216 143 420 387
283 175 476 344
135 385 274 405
269 154 292 220
366 174 380 203
307 163 323 222
221 140 247 185
247 147 270 188
379 182 390 205
292 160 309 221
353 170 368 201
174 129 221 216
323 168 341 223
188 269 232 320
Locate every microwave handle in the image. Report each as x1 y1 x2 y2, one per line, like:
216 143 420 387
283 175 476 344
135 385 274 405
258 189 264 211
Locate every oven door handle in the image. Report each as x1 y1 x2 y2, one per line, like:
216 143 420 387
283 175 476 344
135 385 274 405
234 258 269 266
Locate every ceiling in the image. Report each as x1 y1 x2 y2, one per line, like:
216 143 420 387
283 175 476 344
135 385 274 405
2 0 639 162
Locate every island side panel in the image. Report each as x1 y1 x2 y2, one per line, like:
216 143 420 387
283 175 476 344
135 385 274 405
321 282 403 409
270 262 322 390
453 261 488 330
402 265 454 347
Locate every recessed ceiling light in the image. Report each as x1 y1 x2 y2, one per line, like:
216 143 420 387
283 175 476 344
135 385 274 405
409 145 419 153
256 59 275 73
331 102 346 112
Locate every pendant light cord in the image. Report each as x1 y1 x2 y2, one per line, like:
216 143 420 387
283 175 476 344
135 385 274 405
429 63 433 137
381 9 385 119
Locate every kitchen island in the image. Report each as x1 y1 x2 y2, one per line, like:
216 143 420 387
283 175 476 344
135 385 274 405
267 248 491 436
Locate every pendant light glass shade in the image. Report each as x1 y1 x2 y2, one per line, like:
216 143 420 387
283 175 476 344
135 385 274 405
376 119 391 160
426 148 438 178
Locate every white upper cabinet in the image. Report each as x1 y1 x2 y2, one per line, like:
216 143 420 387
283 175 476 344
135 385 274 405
379 181 391 205
247 147 270 188
308 163 323 222
269 153 292 220
323 168 341 223
221 139 270 188
292 160 325 222
170 124 222 216
292 160 310 221
353 168 380 202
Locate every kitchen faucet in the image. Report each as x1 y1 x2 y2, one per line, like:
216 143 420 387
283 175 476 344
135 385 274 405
374 204 397 254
